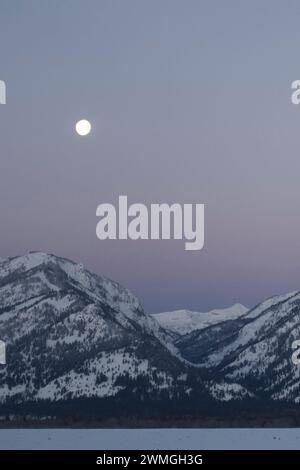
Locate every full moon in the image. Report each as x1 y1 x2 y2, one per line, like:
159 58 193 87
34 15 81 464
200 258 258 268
75 119 91 136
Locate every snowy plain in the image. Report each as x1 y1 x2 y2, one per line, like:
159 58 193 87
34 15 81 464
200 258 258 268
0 429 299 450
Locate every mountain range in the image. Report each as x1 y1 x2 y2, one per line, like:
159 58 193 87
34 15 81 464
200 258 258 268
0 252 300 426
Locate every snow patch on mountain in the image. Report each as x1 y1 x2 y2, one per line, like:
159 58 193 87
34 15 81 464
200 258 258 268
210 382 254 401
152 304 248 335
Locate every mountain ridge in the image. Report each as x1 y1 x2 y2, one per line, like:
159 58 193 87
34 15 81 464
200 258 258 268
0 252 188 407
152 304 248 336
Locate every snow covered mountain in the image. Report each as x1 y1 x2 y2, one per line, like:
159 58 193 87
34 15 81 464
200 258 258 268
176 291 300 402
152 304 248 336
0 252 187 409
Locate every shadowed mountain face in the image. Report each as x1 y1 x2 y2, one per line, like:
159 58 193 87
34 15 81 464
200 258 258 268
0 252 300 424
176 291 300 402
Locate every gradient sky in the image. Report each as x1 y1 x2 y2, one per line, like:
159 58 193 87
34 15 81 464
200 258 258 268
1 0 300 313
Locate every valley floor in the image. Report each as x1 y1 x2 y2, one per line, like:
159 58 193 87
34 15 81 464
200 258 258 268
0 428 299 450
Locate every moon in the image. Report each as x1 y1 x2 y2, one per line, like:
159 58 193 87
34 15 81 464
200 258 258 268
75 119 91 136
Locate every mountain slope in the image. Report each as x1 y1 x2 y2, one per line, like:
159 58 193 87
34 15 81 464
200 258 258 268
176 291 300 402
0 252 187 407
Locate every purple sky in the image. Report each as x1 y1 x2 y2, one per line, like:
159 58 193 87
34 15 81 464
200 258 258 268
1 1 300 313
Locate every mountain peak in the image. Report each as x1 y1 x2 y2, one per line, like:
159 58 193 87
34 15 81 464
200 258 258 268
0 251 144 315
1 251 63 274
152 303 249 336
0 251 182 407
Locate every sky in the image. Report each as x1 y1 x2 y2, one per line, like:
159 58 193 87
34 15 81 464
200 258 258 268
1 0 300 313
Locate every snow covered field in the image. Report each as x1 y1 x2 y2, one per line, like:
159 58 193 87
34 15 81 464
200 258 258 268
0 429 299 450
